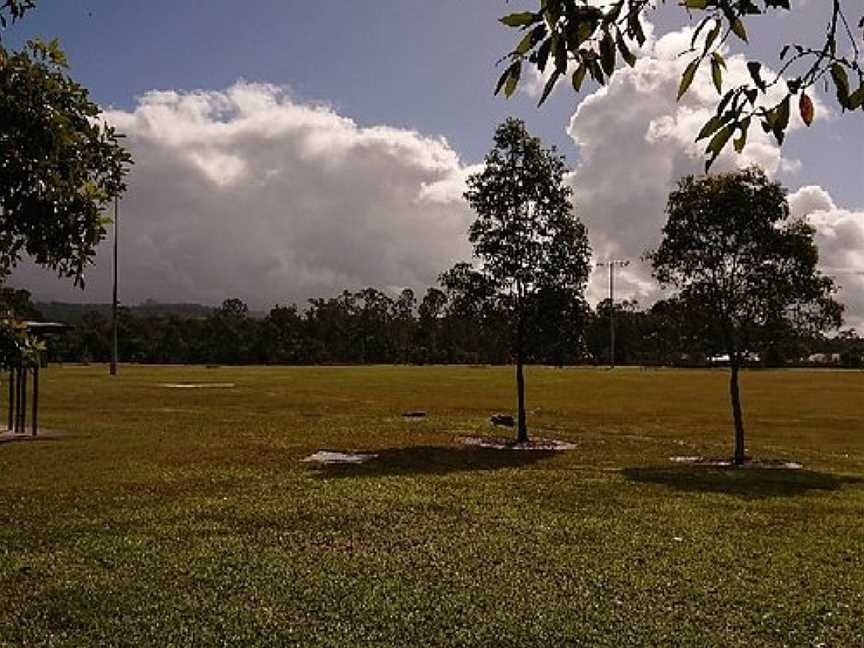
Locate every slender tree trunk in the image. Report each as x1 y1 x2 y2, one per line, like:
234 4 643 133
729 358 746 465
515 309 528 443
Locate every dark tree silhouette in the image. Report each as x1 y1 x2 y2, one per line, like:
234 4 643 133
647 167 843 464
457 118 592 442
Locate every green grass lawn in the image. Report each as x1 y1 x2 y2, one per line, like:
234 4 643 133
1 365 862 646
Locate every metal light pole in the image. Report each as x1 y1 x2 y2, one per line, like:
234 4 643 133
596 259 629 368
110 197 119 376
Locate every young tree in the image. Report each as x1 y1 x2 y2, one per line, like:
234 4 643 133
647 167 843 464
458 117 592 442
493 1 863 168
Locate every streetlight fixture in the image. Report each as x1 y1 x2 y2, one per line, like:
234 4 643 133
596 258 630 368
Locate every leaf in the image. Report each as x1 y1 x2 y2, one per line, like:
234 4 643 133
599 30 616 76
677 59 699 101
711 57 723 94
516 30 535 55
571 64 587 92
553 33 567 73
730 19 748 43
747 61 765 91
829 63 850 107
768 95 791 144
535 38 552 72
685 0 708 9
799 92 814 126
500 12 538 27
494 67 511 96
849 87 864 111
528 25 548 53
703 22 721 54
704 124 734 171
537 69 561 107
616 32 636 67
775 94 791 131
697 115 725 141
503 62 522 98
707 125 733 156
733 118 750 153
493 67 510 95
587 58 605 85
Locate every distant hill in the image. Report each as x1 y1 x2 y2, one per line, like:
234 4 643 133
36 301 216 323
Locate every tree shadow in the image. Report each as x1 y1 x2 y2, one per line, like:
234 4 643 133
622 465 864 499
310 445 558 479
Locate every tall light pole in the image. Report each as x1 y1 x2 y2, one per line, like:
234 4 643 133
596 259 629 368
110 197 119 376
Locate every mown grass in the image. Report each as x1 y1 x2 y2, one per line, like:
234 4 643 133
1 365 862 646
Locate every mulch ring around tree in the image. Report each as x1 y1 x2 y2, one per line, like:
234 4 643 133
460 436 578 451
670 455 803 470
301 450 379 464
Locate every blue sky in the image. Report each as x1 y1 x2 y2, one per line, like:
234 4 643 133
10 0 859 201
6 1 864 324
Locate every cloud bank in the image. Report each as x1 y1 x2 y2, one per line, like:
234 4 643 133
12 82 475 307
10 28 862 330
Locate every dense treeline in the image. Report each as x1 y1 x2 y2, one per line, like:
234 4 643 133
4 287 860 368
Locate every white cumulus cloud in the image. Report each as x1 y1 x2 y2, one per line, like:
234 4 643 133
11 82 474 307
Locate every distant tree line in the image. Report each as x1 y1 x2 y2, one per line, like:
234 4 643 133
2 287 858 369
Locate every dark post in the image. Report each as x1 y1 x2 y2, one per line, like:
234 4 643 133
19 365 27 434
110 197 119 376
14 364 21 433
730 358 746 465
31 363 38 436
515 309 528 443
7 365 14 433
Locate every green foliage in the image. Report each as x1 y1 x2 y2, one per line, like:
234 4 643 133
0 0 34 33
648 168 843 355
0 32 131 286
495 1 863 168
463 119 591 300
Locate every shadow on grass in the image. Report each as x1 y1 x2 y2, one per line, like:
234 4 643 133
311 445 558 479
622 466 864 499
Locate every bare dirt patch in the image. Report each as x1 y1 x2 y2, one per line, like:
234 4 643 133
460 436 577 451
301 450 379 464
160 383 236 389
670 456 803 469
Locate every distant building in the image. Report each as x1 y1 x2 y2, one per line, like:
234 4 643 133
807 352 841 365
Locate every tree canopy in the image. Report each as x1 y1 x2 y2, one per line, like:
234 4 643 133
647 167 843 463
1 2 130 288
495 1 863 169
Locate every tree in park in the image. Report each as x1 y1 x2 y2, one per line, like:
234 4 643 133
1 0 130 368
1 13 131 287
494 1 863 169
454 118 592 443
647 167 843 465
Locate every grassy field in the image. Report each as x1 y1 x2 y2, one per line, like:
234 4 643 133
1 365 862 646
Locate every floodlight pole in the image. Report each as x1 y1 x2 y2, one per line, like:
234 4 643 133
597 259 630 368
110 197 119 376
